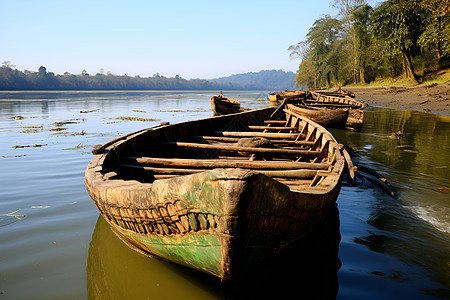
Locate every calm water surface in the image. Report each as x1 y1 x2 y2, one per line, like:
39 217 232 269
0 91 448 299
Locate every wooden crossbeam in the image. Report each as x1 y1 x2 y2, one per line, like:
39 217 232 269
216 131 302 139
248 126 297 131
124 157 331 170
121 163 319 179
164 141 321 156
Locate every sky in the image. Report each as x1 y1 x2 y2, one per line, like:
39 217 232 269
1 0 368 79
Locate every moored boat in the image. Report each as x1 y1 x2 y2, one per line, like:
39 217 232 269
286 103 349 128
85 105 354 282
267 90 307 102
210 92 241 116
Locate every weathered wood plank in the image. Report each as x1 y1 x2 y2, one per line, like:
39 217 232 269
122 164 318 179
124 157 331 170
164 141 321 156
216 131 305 140
248 126 297 131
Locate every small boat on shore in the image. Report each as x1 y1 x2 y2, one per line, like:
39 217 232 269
286 104 349 128
85 105 353 282
267 90 307 102
268 90 365 130
210 92 241 116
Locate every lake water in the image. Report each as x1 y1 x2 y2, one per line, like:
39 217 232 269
0 91 448 299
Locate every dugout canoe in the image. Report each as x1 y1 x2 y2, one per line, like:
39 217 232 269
308 91 365 130
210 92 241 116
286 103 349 128
85 105 353 282
267 90 307 102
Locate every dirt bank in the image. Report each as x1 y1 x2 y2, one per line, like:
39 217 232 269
343 83 450 115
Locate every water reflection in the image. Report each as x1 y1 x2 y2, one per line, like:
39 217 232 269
87 207 341 299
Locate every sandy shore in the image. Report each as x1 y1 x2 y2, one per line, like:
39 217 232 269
343 83 450 115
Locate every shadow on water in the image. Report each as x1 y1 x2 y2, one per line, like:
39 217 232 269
87 206 341 300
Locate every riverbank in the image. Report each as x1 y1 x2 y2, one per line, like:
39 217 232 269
344 83 450 115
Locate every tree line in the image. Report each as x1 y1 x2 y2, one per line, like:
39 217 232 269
0 63 296 91
289 0 449 88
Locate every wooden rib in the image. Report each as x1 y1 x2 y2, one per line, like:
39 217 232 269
190 136 315 147
264 120 286 124
122 164 318 179
248 126 297 131
122 164 205 174
164 141 321 156
124 157 331 170
217 131 302 139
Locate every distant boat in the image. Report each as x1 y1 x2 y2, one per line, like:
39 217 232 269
267 90 307 102
85 105 353 282
210 92 241 116
268 90 365 131
286 104 349 128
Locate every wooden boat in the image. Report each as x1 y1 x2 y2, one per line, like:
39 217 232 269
309 91 365 109
267 90 307 102
286 104 349 128
313 89 355 98
85 105 354 282
210 92 241 116
308 91 365 130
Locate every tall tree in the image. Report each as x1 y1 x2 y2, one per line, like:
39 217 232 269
418 0 450 62
351 4 373 83
370 0 425 83
332 0 366 84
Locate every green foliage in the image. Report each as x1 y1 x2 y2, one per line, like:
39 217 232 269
290 0 449 88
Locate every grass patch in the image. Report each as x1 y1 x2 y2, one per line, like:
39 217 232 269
345 68 450 88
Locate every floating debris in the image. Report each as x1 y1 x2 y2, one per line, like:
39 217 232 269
13 144 47 149
49 127 67 132
54 119 80 126
390 130 404 139
0 209 25 220
132 109 147 113
80 109 99 113
106 117 160 122
10 116 25 120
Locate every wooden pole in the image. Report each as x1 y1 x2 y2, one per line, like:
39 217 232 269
125 157 330 170
164 141 321 156
216 131 303 139
121 163 318 179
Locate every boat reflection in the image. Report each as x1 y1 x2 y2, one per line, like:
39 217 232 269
87 206 341 299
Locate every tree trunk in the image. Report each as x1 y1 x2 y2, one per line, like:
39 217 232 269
402 51 419 83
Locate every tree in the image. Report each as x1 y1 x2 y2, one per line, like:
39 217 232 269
418 0 450 63
351 4 373 83
370 0 425 83
332 0 366 84
306 15 344 87
38 66 47 75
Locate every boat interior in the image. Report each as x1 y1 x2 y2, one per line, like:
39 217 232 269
98 107 344 191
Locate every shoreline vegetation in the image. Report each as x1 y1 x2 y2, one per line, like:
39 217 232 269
287 0 449 115
0 65 296 91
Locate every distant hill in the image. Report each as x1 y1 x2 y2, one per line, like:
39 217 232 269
210 69 297 90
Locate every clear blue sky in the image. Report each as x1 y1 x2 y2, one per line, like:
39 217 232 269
1 0 365 79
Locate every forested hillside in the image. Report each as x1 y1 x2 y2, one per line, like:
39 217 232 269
289 0 449 88
211 70 297 90
0 65 296 91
